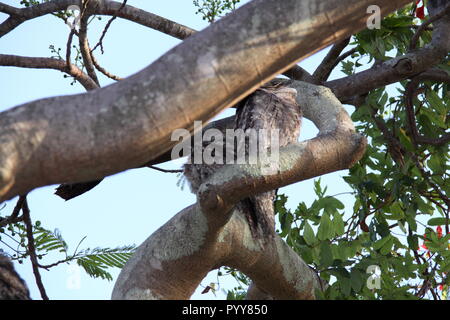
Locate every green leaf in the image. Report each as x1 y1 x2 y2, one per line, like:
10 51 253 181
341 60 354 76
317 213 333 241
407 234 419 250
427 217 448 226
303 222 317 246
319 241 334 268
373 235 392 251
428 155 445 174
398 128 415 153
384 202 405 220
333 212 345 236
422 107 447 129
321 197 345 215
77 258 112 281
331 244 344 261
398 221 407 234
314 178 326 197
350 270 364 292
340 276 352 296
426 89 447 115
74 245 136 281
380 236 394 255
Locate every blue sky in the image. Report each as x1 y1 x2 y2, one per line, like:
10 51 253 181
0 0 356 299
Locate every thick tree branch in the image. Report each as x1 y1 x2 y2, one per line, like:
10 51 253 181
54 115 236 200
112 81 366 300
112 203 323 299
197 82 366 224
245 283 273 299
0 0 195 40
0 0 406 202
0 54 98 91
0 3 21 16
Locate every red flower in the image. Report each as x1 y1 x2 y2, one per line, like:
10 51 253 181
437 226 443 239
420 233 428 250
415 0 425 20
438 284 443 291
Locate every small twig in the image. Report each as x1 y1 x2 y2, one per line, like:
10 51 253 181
38 258 72 270
21 196 49 300
148 165 183 173
65 28 76 72
90 51 123 81
0 196 26 227
91 0 128 54
0 239 21 253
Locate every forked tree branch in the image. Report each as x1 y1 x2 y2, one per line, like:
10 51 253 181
0 54 98 90
112 81 366 300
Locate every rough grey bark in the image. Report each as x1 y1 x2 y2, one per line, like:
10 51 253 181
0 0 196 39
111 81 366 300
0 0 411 202
0 254 31 300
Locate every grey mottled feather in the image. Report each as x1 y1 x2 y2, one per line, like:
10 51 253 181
184 80 302 237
